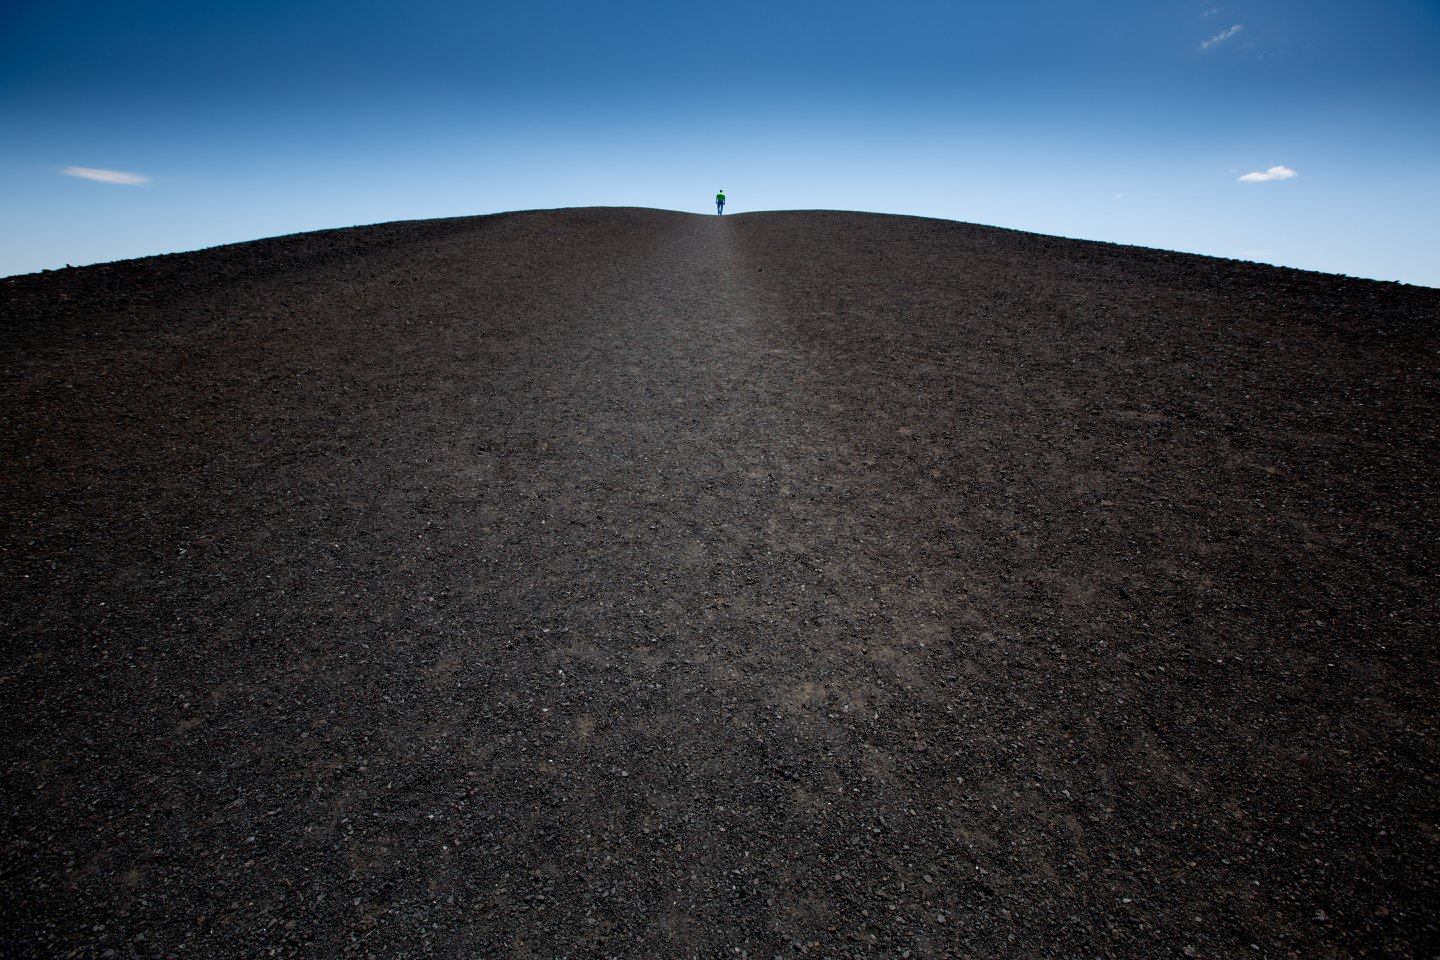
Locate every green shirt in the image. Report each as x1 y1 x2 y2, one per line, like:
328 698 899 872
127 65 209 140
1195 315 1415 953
716 193 725 202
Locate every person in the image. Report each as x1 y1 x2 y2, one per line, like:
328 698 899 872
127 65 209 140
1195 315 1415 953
715 189 726 215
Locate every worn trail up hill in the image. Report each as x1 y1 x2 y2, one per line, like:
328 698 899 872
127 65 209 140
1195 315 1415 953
2 208 1437 958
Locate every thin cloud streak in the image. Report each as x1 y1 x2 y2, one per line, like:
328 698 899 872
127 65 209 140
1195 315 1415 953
1200 24 1243 50
61 166 150 185
1238 165 1298 183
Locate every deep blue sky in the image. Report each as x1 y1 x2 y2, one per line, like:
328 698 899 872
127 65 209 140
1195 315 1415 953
2 1 1437 285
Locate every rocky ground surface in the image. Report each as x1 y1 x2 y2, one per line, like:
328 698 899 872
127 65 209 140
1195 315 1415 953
2 208 1437 958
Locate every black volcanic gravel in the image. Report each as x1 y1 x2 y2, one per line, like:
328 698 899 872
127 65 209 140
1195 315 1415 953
2 208 1437 958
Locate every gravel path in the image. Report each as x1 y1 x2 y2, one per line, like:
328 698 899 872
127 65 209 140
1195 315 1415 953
3 208 1437 958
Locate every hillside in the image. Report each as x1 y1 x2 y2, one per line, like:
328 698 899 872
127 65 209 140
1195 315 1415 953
3 208 1437 958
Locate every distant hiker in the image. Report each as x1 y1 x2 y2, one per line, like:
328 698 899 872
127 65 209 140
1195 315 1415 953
716 190 726 215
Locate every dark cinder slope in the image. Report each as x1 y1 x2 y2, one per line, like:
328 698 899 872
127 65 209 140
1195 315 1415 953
2 208 1437 959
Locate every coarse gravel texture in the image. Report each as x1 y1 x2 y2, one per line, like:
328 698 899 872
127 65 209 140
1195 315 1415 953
2 207 1437 959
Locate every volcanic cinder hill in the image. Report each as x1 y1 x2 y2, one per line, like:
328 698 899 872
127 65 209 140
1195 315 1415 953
3 208 1437 958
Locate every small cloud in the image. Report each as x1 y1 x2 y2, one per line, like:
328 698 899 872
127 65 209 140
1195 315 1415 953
1112 193 1124 200
1238 165 1297 183
1200 23 1243 50
61 166 149 185
1202 7 1222 17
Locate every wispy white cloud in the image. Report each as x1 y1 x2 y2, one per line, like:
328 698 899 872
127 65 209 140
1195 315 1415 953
61 166 150 185
1200 23 1243 50
1202 7 1222 17
1238 165 1297 183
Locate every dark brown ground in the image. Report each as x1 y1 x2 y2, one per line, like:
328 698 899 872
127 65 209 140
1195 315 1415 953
2 208 1437 959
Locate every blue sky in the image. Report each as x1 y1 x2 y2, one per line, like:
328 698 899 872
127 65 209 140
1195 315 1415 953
2 1 1437 285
